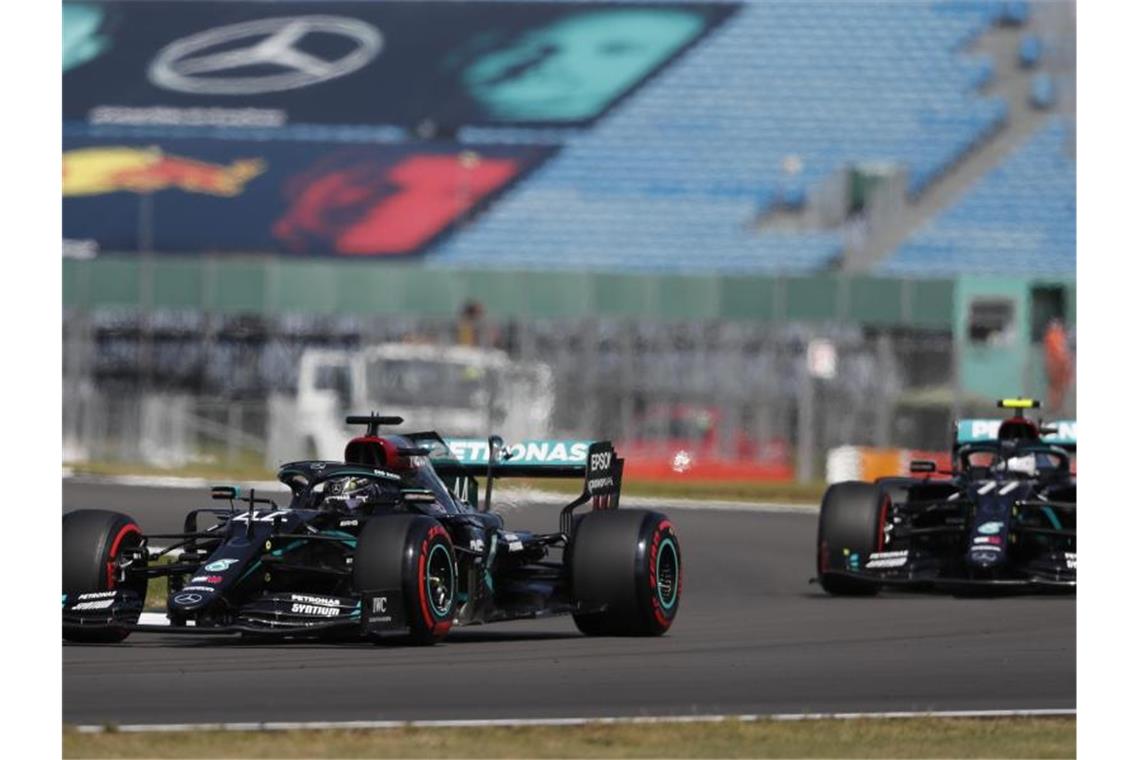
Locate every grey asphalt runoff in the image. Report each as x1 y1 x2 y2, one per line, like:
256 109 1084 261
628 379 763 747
62 479 1075 726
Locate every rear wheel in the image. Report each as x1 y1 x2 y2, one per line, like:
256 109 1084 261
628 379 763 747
62 509 146 643
816 482 885 596
571 510 681 636
353 514 456 645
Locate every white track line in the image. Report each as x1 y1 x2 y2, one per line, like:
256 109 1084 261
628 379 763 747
137 612 174 626
70 708 1075 734
135 613 196 627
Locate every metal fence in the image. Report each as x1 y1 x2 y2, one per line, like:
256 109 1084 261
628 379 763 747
62 387 269 471
63 308 975 480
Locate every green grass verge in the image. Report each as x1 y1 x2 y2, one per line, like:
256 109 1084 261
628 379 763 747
68 461 825 504
63 717 1074 759
144 555 173 611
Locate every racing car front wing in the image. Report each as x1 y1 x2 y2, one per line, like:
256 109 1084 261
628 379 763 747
817 568 1076 593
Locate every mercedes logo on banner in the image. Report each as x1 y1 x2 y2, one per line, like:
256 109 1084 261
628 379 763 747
148 15 383 95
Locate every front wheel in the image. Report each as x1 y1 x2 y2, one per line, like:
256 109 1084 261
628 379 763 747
816 482 885 596
353 514 457 646
571 510 682 636
62 509 146 643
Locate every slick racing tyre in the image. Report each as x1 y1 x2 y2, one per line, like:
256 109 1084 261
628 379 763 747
353 514 457 646
816 482 885 596
570 509 681 636
62 509 147 643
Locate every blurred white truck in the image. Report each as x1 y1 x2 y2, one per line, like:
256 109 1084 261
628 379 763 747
268 343 554 463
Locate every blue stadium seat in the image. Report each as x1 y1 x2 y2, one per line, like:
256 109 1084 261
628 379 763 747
1018 34 1043 69
999 1 1031 27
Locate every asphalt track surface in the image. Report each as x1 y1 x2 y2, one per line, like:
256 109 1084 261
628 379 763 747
62 480 1075 726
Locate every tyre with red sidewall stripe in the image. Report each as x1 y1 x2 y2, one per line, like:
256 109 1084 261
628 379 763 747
570 509 681 636
353 514 456 646
62 509 146 643
816 481 885 596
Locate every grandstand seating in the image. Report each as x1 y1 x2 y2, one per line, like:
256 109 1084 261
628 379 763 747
877 119 1074 277
432 1 1008 273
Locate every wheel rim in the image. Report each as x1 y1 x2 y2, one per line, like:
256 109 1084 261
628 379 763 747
655 537 679 611
425 543 455 617
105 523 142 591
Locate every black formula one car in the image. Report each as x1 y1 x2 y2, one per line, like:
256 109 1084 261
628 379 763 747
816 399 1076 595
62 415 682 644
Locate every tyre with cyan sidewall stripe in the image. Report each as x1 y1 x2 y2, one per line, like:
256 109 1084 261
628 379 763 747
353 514 456 645
817 481 884 596
62 509 146 643
571 509 682 636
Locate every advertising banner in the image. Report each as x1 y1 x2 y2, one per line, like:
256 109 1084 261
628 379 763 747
63 137 554 257
64 1 737 128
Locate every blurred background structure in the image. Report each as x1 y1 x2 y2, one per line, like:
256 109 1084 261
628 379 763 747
62 0 1076 483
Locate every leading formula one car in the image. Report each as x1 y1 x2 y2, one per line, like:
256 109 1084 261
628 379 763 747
816 399 1076 594
62 415 682 644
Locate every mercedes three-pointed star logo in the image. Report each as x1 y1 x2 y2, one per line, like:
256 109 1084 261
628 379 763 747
148 15 383 96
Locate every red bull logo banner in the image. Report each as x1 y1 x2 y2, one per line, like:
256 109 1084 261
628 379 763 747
63 138 554 257
63 1 736 128
64 147 265 197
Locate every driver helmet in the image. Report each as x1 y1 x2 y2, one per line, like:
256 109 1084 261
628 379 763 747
998 418 1039 444
1001 454 1038 476
323 476 382 512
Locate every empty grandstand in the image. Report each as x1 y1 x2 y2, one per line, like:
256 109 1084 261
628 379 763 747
436 0 1009 273
878 118 1074 276
63 0 1075 276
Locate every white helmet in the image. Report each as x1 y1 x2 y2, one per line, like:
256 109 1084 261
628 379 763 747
1002 454 1038 476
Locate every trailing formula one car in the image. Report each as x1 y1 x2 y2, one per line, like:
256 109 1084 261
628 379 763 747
62 415 682 644
816 399 1075 594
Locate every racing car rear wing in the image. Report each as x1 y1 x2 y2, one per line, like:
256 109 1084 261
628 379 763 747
414 435 623 530
954 419 1077 450
435 438 599 479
